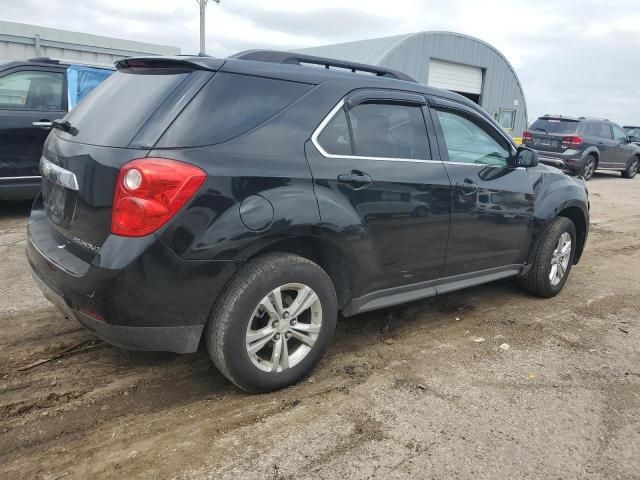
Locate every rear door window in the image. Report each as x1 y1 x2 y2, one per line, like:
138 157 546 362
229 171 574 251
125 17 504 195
349 103 429 160
0 70 64 110
316 101 430 160
583 121 612 139
317 108 352 156
530 118 579 135
157 73 313 148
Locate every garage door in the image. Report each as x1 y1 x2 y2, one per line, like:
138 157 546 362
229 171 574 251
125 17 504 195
427 60 483 95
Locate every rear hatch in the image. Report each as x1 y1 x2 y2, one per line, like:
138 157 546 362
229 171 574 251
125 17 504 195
524 117 581 153
38 59 218 258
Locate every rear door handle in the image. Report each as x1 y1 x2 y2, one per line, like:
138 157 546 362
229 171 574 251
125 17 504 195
456 179 479 195
33 121 53 130
337 170 373 189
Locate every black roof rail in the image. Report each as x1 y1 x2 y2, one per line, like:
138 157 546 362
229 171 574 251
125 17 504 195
230 49 417 83
27 57 61 64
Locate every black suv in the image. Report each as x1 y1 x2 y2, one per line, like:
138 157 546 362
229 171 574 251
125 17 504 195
0 58 111 200
27 52 589 392
523 116 640 180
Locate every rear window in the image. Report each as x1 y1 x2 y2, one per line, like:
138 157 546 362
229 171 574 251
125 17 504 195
156 73 312 148
61 70 189 147
530 118 579 135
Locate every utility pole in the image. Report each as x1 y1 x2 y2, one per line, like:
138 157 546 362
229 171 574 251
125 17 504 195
197 0 220 55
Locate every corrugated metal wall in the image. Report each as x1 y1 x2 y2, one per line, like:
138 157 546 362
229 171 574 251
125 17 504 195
299 32 528 136
0 21 180 67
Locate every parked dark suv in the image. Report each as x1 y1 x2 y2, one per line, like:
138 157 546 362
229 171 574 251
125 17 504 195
0 58 112 200
27 52 589 392
523 116 640 180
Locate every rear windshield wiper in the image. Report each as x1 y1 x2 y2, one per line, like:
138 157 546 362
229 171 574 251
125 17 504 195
530 127 547 133
52 119 78 136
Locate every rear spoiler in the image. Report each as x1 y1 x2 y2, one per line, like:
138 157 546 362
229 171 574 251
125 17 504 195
115 56 225 72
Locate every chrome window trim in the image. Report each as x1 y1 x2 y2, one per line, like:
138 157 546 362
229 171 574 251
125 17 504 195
39 157 79 191
310 99 442 164
311 98 515 168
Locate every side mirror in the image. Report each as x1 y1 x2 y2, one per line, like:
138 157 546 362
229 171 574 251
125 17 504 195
515 146 539 167
628 135 637 143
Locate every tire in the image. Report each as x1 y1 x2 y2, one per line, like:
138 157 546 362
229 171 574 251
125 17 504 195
518 217 576 298
413 206 429 217
205 253 338 392
621 156 639 179
582 154 597 181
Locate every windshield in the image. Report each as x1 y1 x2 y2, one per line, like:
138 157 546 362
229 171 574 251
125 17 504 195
530 118 579 134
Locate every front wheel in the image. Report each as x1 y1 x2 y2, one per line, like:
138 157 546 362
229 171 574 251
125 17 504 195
518 217 576 298
622 157 639 179
205 253 338 392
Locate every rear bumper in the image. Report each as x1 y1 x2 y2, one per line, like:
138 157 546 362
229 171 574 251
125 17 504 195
30 270 203 353
27 205 239 353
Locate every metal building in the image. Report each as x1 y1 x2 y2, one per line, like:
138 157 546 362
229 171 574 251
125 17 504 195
0 20 180 67
299 31 528 136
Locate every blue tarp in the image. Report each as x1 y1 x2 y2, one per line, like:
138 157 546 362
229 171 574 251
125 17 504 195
67 65 113 109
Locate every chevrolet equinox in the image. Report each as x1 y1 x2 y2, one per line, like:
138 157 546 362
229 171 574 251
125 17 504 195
27 51 590 392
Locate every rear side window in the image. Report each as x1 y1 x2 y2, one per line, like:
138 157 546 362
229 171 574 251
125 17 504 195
157 73 312 148
62 70 189 147
316 102 430 160
530 117 579 134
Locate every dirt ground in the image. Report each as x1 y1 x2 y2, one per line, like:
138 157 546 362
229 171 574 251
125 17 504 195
1 172 639 480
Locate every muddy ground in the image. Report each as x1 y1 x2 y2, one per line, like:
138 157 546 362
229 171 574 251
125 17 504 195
1 172 639 479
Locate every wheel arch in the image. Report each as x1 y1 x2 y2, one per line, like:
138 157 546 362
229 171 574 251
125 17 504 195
244 235 353 310
557 205 588 263
582 148 599 165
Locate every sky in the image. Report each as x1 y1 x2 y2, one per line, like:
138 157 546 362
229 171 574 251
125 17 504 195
2 0 640 125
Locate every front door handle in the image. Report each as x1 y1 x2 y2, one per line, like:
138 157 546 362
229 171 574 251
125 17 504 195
456 179 479 195
338 170 373 189
33 121 53 130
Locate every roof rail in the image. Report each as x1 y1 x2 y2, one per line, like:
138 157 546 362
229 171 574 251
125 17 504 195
27 57 60 64
230 50 417 83
578 116 610 121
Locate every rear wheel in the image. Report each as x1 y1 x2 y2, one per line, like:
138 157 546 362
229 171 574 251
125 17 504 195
622 156 639 179
518 217 576 298
205 253 338 392
582 155 597 181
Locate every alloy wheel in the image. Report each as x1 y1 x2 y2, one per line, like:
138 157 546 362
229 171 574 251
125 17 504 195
584 159 595 180
245 283 322 373
549 232 572 286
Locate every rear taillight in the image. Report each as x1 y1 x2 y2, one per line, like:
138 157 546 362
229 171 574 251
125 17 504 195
522 131 533 142
111 158 206 237
562 135 583 147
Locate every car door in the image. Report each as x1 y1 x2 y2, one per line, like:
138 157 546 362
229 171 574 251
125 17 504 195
306 90 452 298
429 98 534 277
594 123 618 167
611 123 635 167
0 67 67 181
